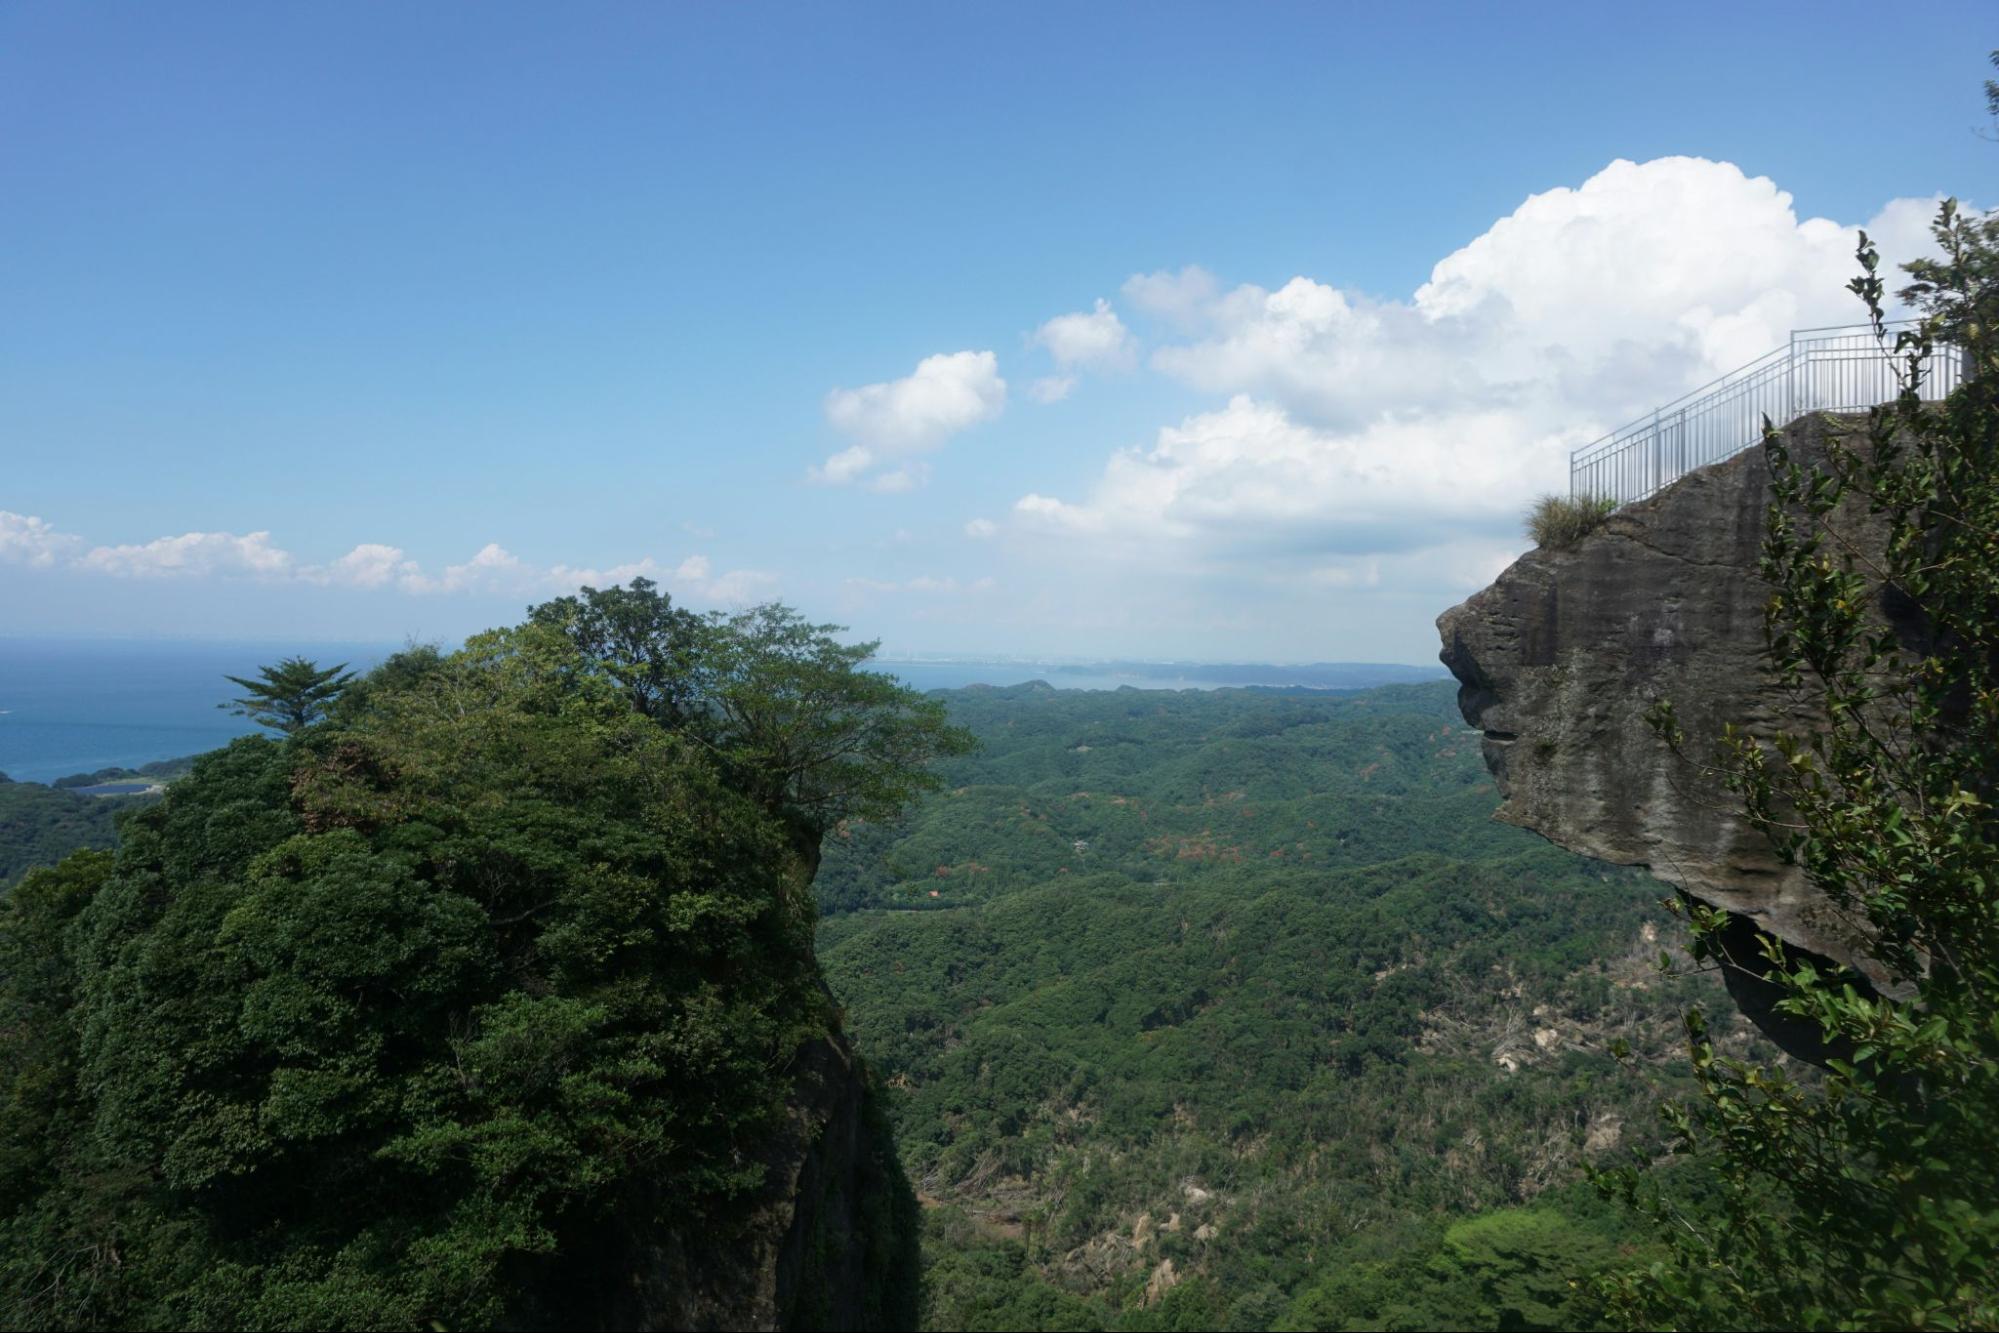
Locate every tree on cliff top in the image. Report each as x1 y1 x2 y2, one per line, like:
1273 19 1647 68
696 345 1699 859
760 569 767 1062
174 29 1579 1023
528 581 974 837
1606 197 1999 1328
221 656 355 734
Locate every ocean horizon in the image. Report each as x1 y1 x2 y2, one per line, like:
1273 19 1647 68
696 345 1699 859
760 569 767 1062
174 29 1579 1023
0 637 1443 785
0 637 399 785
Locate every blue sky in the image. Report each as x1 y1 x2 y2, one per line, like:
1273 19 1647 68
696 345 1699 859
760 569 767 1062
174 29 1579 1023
2 3 1993 662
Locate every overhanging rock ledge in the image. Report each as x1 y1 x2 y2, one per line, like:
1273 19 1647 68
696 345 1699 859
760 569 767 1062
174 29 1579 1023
1436 413 1899 1050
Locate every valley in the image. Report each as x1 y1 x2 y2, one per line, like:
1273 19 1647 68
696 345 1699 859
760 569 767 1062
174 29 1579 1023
817 682 1784 1329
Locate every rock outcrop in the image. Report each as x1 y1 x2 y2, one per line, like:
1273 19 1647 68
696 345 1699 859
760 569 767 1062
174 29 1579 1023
1437 413 1898 1050
614 1019 919 1332
616 826 916 1332
601 842 919 1331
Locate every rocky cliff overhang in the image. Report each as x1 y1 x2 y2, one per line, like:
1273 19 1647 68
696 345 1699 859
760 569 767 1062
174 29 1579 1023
1437 414 1896 1048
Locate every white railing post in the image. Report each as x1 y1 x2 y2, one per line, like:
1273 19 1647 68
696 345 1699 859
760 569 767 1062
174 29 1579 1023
1651 408 1661 497
1786 331 1797 423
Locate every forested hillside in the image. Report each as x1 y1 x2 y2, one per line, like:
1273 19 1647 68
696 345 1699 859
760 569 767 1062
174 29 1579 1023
818 682 1782 1330
0 671 1795 1330
0 780 125 891
0 586 960 1331
0 758 193 890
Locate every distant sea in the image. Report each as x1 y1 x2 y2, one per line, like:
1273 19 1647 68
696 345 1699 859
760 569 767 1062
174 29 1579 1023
0 638 1443 786
0 639 394 785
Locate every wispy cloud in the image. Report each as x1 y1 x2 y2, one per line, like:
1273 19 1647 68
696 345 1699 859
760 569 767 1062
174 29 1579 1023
0 514 776 606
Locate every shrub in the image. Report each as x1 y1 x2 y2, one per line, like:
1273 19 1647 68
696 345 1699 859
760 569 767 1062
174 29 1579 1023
1526 493 1617 548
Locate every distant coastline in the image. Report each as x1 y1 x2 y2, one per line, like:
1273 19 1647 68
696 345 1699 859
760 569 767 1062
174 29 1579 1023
0 637 1446 784
871 657 1445 693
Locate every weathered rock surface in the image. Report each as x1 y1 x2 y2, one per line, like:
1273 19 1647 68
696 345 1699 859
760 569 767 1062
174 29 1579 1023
613 1015 918 1332
613 836 917 1330
1437 414 1895 1045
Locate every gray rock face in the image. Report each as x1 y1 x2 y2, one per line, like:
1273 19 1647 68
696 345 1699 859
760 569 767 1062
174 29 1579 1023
615 1018 915 1332
1436 414 1887 989
609 838 918 1330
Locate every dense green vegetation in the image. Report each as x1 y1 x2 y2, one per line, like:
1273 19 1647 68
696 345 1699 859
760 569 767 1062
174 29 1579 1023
0 584 960 1330
0 780 128 892
817 682 1777 1330
3 754 204 891
3 757 197 890
4 670 1769 1331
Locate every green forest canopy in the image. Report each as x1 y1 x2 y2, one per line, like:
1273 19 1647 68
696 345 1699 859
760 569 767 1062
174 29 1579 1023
0 586 961 1330
814 681 1781 1331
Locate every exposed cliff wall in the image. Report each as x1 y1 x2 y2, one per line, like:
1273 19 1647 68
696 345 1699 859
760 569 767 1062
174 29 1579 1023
616 1018 920 1332
1436 413 1898 1047
616 830 917 1331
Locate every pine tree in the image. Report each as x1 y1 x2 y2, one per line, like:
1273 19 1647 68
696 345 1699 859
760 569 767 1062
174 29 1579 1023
220 656 355 734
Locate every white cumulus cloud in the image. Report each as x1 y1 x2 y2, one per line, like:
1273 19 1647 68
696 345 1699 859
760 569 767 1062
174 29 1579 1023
1032 299 1136 372
1014 395 1546 559
817 350 1007 488
2 512 776 608
1149 158 1943 434
79 530 296 579
1019 157 1955 597
312 543 418 588
0 512 82 568
398 542 527 595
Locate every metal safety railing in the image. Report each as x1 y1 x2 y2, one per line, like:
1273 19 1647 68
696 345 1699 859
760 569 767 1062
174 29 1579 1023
1570 323 1970 506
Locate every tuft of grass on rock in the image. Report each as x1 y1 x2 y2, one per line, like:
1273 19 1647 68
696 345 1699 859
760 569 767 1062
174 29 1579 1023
1527 494 1617 549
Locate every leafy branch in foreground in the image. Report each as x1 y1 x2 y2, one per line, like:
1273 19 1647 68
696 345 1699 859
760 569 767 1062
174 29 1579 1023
1603 198 1999 1329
